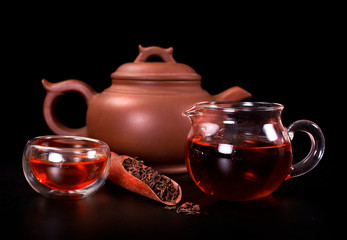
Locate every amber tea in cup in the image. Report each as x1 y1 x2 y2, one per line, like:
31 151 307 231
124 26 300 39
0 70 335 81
23 136 111 200
183 102 325 201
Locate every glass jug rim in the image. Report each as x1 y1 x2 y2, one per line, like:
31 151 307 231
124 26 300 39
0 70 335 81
190 101 284 113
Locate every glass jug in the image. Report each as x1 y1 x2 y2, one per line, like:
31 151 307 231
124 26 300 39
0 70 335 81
183 101 325 201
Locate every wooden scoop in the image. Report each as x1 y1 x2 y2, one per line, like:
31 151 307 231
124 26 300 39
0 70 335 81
108 152 182 205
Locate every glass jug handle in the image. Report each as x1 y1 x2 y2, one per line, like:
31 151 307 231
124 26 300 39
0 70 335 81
287 120 325 178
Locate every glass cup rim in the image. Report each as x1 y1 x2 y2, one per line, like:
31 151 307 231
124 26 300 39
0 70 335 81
192 101 284 112
26 135 109 152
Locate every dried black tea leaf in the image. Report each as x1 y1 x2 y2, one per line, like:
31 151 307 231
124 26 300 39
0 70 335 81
109 153 182 205
122 157 180 203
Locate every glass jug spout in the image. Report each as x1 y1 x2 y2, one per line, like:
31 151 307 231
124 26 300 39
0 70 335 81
182 103 203 122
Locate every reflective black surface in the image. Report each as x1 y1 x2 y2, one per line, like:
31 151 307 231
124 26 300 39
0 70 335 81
1 150 342 239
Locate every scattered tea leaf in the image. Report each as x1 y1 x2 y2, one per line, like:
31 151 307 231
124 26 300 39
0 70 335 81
164 202 201 215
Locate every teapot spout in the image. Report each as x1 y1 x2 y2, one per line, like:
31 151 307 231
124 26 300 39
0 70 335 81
213 86 252 101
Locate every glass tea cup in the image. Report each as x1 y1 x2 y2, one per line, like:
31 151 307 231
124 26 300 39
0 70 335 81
23 135 111 200
183 101 325 201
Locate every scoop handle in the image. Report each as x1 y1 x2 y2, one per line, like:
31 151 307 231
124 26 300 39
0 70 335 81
42 79 97 136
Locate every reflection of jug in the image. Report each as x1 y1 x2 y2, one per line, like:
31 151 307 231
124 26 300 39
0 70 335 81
42 45 252 173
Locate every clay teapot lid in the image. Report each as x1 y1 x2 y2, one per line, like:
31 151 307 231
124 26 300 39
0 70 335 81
111 45 201 81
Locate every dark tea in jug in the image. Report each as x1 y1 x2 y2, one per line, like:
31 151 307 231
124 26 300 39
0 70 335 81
185 136 292 201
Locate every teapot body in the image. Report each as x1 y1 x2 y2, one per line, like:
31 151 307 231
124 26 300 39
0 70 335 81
86 80 213 172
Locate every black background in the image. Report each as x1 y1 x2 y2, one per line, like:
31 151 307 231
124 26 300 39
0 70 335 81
1 5 343 239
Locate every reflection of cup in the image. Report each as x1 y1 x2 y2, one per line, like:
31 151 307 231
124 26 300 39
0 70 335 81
23 136 110 200
183 101 325 201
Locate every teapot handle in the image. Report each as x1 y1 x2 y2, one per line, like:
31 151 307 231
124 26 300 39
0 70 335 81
41 79 97 136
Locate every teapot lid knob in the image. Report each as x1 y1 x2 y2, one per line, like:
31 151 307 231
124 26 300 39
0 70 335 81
134 45 176 63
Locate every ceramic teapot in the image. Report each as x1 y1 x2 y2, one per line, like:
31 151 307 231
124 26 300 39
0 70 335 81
42 45 251 173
